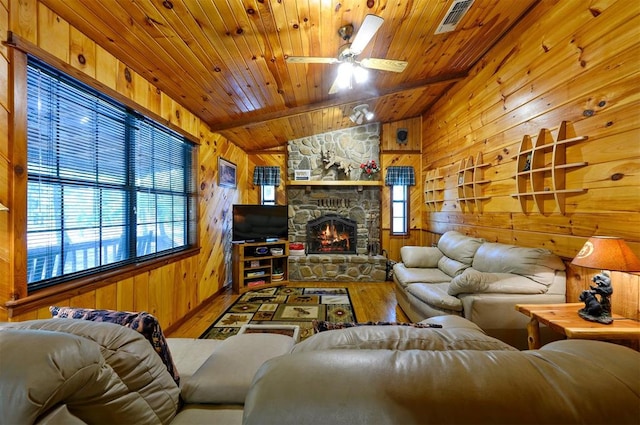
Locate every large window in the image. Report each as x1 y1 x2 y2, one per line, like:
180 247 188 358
26 57 197 292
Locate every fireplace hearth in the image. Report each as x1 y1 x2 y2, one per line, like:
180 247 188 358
306 214 357 254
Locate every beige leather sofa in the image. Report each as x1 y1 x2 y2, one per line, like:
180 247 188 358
1 315 639 424
244 318 640 424
393 231 566 347
0 318 294 425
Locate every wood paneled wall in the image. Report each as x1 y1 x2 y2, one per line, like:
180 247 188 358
381 117 424 261
0 0 248 325
420 0 640 319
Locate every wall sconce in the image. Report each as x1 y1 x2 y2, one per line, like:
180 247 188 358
0 202 8 212
349 104 375 125
571 236 640 324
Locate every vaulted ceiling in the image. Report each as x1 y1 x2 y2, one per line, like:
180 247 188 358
40 0 537 152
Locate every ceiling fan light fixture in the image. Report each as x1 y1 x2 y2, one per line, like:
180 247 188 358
337 62 353 88
353 65 369 83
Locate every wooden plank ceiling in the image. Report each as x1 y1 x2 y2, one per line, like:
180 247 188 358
40 0 537 152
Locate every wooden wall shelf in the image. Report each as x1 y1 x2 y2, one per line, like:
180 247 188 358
424 168 444 211
511 121 589 215
456 152 491 212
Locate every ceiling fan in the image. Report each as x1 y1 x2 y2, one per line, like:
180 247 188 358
286 14 408 94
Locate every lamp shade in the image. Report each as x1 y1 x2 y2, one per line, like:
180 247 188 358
571 236 640 272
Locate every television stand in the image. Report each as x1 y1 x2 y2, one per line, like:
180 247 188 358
232 240 289 294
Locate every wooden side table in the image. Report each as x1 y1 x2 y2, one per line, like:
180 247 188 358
516 303 640 349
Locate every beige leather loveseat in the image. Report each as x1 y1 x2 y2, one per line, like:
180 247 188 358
393 230 566 347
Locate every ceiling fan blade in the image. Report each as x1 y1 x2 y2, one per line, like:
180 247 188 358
286 56 340 64
328 74 342 94
349 14 384 56
360 58 408 73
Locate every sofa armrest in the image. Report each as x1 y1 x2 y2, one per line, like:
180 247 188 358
459 293 566 330
400 246 443 268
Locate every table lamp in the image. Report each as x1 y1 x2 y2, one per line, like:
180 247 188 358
571 236 640 324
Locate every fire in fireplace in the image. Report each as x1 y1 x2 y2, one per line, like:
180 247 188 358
306 214 357 254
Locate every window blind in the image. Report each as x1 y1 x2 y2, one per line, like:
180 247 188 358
26 57 196 292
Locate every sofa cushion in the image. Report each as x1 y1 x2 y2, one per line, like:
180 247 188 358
406 282 463 311
166 338 224 382
292 316 515 352
472 243 566 286
181 333 295 404
437 231 484 265
393 263 451 286
50 306 179 385
437 256 469 277
400 246 443 268
448 268 549 295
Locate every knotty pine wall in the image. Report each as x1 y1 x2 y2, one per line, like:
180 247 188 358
381 117 424 260
421 0 640 319
0 0 248 325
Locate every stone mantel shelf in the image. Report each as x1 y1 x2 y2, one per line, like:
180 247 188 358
286 180 382 187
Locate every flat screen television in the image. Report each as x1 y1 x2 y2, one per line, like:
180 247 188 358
232 204 288 242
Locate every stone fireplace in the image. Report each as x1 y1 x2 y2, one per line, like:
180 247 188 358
286 124 387 282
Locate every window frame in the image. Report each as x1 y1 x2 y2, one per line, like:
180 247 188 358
260 185 276 205
390 185 410 236
8 36 200 303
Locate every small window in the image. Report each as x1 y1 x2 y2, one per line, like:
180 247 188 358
391 185 409 235
261 185 276 205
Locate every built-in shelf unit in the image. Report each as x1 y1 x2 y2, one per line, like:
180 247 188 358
456 152 491 212
424 168 444 211
511 121 589 215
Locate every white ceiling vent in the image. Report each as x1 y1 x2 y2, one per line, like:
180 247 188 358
435 0 475 34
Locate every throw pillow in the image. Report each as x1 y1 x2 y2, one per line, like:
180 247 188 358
49 306 179 385
313 320 442 333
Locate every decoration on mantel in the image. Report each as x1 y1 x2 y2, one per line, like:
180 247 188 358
287 123 380 182
322 148 357 179
360 160 380 180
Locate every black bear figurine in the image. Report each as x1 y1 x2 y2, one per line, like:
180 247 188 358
577 272 614 325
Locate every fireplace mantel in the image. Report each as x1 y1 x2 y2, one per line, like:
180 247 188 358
286 180 382 187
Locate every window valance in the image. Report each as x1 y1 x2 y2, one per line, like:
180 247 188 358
253 166 281 186
385 166 416 186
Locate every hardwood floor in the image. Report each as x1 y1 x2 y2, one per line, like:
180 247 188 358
168 281 409 338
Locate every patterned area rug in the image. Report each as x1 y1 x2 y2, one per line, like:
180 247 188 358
200 286 356 341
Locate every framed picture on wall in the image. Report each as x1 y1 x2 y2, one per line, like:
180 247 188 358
218 157 237 189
